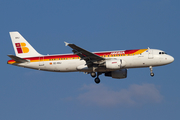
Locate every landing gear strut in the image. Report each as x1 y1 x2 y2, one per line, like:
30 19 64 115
149 66 154 77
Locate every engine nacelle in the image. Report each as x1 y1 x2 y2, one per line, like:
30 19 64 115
106 59 126 69
105 69 127 79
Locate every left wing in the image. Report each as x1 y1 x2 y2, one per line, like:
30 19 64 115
65 42 105 66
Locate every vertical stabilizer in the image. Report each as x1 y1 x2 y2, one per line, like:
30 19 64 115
9 31 42 58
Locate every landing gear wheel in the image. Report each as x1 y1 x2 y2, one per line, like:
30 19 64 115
150 73 154 77
94 77 100 84
91 72 96 78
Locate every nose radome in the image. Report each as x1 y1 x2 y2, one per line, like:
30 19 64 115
168 55 174 63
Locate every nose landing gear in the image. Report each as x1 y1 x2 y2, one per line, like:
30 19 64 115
149 66 154 77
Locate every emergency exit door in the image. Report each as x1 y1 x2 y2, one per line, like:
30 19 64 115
39 57 44 66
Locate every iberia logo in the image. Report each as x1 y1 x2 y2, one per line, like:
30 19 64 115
15 43 29 54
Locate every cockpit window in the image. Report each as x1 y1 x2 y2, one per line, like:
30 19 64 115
159 52 167 55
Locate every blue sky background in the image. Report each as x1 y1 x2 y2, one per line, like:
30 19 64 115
1 0 179 120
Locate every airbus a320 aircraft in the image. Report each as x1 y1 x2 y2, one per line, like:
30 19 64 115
7 32 174 84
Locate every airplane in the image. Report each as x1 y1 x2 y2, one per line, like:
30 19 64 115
7 31 174 84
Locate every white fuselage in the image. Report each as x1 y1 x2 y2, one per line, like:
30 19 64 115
13 49 174 72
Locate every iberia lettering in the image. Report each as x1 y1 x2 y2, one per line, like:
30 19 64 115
111 51 125 54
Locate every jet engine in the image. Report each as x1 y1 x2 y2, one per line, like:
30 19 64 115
105 69 127 79
105 59 126 69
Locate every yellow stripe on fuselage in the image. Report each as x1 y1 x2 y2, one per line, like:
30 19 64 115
134 49 147 54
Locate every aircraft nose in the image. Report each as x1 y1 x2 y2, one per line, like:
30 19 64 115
168 55 174 63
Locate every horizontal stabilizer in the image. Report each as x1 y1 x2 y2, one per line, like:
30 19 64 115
7 55 29 63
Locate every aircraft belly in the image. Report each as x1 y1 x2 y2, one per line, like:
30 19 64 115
17 62 43 70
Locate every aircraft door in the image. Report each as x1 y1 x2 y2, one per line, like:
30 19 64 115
39 57 44 66
148 49 154 59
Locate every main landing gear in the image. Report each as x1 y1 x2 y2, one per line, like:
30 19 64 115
149 66 154 77
91 72 96 78
90 72 101 84
94 77 100 84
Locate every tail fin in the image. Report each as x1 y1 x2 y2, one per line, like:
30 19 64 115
9 31 42 58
